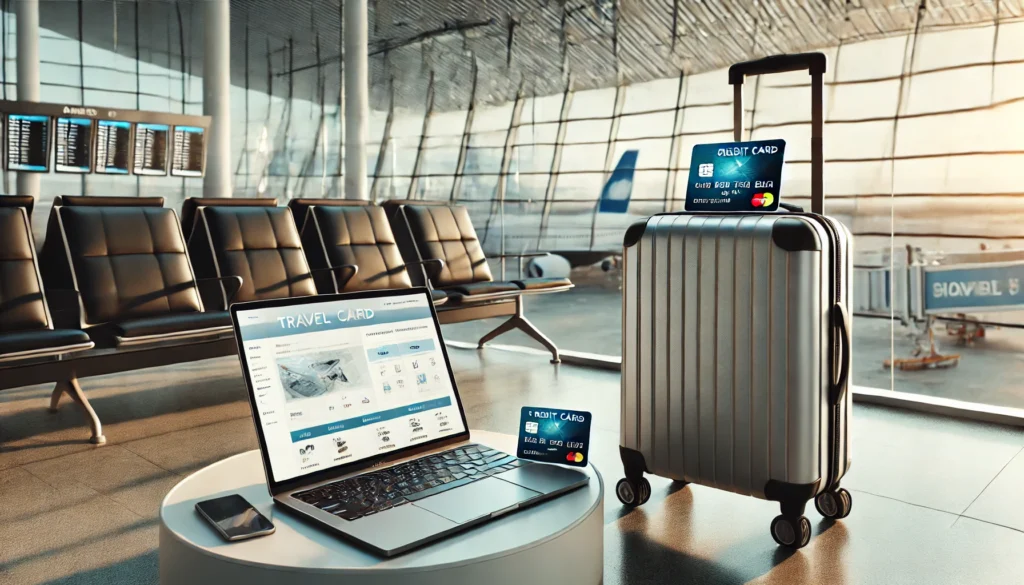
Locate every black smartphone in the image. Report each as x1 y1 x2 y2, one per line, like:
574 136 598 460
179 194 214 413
195 494 275 542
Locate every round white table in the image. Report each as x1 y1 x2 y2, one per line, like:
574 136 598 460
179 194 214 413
159 430 604 585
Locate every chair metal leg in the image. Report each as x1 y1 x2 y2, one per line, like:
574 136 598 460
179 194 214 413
513 315 561 364
477 318 518 348
476 297 561 363
48 383 64 412
51 377 106 445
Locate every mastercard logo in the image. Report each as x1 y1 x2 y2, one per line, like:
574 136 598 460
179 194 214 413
751 192 774 208
565 452 585 463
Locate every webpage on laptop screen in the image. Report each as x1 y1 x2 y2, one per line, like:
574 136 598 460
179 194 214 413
236 292 466 482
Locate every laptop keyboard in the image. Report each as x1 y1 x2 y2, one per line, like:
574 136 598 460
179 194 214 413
292 444 524 521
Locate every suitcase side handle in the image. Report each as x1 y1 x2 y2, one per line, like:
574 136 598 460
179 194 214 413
830 302 852 405
728 53 827 85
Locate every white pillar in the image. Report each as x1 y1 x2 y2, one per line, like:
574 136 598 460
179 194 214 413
203 0 231 197
344 0 369 200
15 0 40 199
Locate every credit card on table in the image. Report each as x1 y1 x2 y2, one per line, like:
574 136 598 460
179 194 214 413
517 407 591 467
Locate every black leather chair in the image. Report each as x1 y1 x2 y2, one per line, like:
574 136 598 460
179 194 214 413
299 202 447 305
190 205 347 307
388 202 573 362
0 199 98 441
46 202 237 349
180 197 278 242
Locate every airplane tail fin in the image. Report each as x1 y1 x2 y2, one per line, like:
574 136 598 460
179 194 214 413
598 150 638 213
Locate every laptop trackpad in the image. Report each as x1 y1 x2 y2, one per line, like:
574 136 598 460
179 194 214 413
413 477 540 524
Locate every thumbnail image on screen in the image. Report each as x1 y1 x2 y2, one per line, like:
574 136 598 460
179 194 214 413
133 123 169 175
95 120 132 174
276 349 369 403
54 117 93 174
6 114 50 172
171 125 205 177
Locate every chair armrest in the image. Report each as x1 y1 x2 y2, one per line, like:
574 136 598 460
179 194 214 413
311 264 359 293
196 276 244 306
404 258 445 281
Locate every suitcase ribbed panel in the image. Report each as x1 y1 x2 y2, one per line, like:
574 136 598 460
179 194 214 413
624 214 837 498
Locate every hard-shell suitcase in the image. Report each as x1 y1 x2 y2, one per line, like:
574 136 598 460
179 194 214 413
616 53 854 549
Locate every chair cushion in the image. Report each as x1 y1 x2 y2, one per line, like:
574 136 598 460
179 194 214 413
0 207 50 332
196 206 317 303
110 311 232 338
181 197 277 242
288 198 369 232
0 328 91 357
57 206 206 324
306 205 413 292
512 277 573 291
401 205 493 287
441 282 520 297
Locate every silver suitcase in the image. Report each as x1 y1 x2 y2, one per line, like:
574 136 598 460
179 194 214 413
616 53 853 549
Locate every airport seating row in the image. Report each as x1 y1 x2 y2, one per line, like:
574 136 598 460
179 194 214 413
0 195 572 444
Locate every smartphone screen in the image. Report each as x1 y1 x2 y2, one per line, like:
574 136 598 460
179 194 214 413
195 494 274 540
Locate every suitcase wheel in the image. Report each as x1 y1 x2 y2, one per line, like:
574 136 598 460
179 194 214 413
770 515 811 549
616 477 651 507
814 488 853 520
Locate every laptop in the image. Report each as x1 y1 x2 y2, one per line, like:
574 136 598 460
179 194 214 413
230 287 589 556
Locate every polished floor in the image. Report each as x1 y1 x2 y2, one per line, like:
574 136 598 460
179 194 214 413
2 346 1024 584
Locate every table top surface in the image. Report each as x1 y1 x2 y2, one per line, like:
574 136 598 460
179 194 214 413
160 430 603 573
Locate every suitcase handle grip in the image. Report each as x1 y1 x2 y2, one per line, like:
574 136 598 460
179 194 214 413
728 53 827 85
831 302 852 405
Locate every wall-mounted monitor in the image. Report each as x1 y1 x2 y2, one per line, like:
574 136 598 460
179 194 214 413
54 116 93 173
171 125 205 177
95 119 132 174
6 113 51 172
133 122 169 176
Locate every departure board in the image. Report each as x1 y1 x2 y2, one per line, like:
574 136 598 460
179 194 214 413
133 123 169 175
171 125 205 177
6 114 50 172
54 117 93 173
95 120 131 174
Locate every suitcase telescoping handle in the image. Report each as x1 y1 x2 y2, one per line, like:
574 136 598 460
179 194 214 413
830 302 852 405
728 52 826 215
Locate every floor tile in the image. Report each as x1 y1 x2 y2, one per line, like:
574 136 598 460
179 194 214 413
962 445 1024 531
0 466 97 525
120 417 258 477
842 404 1024 514
0 496 158 585
22 446 182 519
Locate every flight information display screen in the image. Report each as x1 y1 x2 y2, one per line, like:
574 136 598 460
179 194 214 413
95 120 131 174
133 123 169 175
171 125 204 177
54 117 93 173
6 114 50 172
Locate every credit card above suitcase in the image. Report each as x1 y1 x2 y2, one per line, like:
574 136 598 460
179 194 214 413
685 139 786 212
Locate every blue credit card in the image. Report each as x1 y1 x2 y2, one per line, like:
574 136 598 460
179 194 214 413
685 139 786 212
517 407 591 467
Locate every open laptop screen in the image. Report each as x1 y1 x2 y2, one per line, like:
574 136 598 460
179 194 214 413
234 291 467 483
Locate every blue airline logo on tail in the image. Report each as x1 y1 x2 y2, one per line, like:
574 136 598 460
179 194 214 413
597 150 638 214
